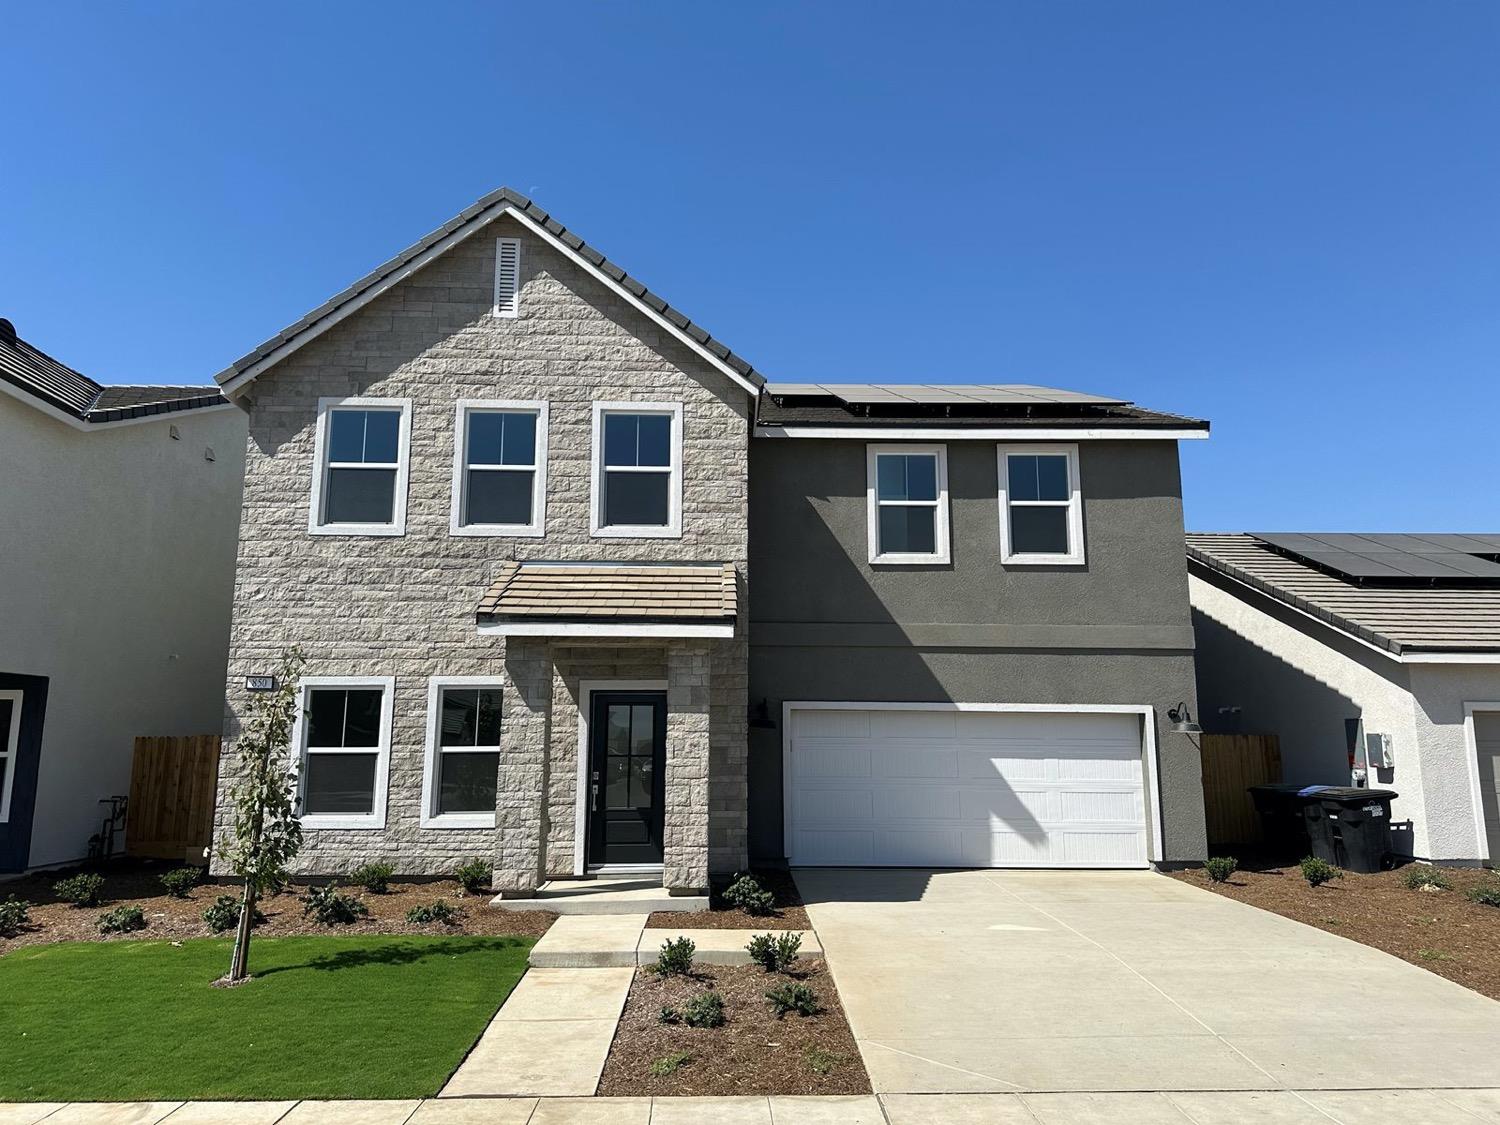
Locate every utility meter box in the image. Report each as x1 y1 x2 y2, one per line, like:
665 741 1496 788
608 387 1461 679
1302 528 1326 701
1366 732 1394 770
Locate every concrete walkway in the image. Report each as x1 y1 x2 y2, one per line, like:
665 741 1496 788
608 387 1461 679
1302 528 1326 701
528 914 819 968
796 868 1500 1096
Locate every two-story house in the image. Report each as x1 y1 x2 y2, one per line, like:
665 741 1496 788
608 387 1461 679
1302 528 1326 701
209 188 1210 901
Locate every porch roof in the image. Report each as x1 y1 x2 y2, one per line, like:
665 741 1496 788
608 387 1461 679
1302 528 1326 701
476 562 737 638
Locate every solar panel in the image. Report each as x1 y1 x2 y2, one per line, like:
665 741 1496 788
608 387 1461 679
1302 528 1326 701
1253 532 1500 584
824 383 1128 406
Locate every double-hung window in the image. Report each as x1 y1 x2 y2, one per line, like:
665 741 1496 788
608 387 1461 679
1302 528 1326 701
310 398 412 535
295 677 394 829
866 444 951 564
997 444 1085 564
591 402 683 538
421 678 503 828
451 401 548 536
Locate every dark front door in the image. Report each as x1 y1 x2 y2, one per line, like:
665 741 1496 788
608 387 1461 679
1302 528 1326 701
587 691 667 867
0 674 49 874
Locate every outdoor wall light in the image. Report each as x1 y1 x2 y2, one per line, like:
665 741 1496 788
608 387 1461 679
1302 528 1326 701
749 698 778 729
1167 702 1202 734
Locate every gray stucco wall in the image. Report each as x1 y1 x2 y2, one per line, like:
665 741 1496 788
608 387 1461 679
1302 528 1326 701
747 437 1205 865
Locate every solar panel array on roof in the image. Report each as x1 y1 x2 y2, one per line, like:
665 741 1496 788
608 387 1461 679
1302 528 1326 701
763 382 1127 406
1253 532 1500 584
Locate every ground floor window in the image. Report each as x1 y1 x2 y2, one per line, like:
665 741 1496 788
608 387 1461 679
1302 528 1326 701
295 677 393 829
422 678 502 828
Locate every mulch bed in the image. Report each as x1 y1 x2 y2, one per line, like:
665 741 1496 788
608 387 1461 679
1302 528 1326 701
597 962 869 1097
647 868 811 930
1171 859 1500 1000
0 859 554 954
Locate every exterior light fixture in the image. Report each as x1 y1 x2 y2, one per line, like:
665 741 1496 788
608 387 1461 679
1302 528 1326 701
1167 702 1202 734
749 698 778 729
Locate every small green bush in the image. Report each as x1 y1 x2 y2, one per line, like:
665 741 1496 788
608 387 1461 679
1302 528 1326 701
654 935 696 976
1466 881 1500 908
0 896 31 936
158 867 202 898
681 990 725 1028
97 905 146 934
658 1005 682 1025
746 931 803 973
405 900 461 925
766 981 820 1019
1204 856 1238 884
1300 856 1342 887
54 872 105 908
202 895 265 934
350 861 395 894
650 1050 693 1076
454 860 491 895
722 873 775 916
300 884 369 926
1401 866 1452 892
805 1048 843 1075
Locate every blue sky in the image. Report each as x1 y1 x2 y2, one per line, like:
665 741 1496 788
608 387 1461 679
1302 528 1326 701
3 2 1496 530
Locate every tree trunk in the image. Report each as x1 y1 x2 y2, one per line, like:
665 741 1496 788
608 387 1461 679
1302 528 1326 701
228 877 258 982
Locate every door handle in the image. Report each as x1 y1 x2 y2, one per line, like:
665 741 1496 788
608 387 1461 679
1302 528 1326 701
591 783 599 813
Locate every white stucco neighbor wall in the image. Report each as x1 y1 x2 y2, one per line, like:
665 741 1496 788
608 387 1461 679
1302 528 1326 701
0 395 246 867
1407 665 1500 864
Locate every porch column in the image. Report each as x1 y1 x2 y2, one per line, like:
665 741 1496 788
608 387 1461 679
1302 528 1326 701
664 642 711 893
493 637 550 896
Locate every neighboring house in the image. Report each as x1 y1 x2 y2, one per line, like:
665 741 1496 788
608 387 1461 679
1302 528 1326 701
207 187 1212 896
1188 532 1500 865
0 319 246 872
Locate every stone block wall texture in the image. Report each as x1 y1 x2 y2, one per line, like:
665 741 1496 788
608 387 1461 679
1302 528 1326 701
665 644 712 890
211 212 751 878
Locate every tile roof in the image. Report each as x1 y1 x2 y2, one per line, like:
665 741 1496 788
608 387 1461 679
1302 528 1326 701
1187 533 1500 655
477 562 737 622
0 319 226 424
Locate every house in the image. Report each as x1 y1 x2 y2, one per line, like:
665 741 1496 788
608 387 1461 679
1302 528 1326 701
0 319 246 873
207 187 1212 897
1188 532 1500 865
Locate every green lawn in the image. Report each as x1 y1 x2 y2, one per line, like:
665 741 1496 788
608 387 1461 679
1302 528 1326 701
0 935 532 1101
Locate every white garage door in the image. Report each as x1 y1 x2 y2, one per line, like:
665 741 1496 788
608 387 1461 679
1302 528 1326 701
787 707 1150 868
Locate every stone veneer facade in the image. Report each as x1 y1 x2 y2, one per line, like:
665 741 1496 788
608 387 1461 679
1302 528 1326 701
210 213 750 890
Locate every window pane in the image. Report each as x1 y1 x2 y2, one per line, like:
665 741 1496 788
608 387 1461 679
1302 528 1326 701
1010 506 1070 555
466 469 533 526
440 689 479 747
631 705 654 756
467 412 536 467
877 455 936 502
606 705 631 756
306 690 347 748
1008 455 1040 502
327 410 368 463
878 505 936 555
629 754 653 808
476 690 502 746
606 755 629 808
362 411 401 463
1035 455 1069 501
604 471 669 527
603 413 638 467
439 751 499 814
343 689 383 747
324 467 396 524
303 752 377 814
635 415 670 467
500 413 536 466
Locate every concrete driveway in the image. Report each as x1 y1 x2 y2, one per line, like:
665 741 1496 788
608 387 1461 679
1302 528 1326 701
795 868 1500 1095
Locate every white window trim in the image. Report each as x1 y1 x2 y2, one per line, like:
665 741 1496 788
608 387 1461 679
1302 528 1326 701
449 399 549 537
420 676 504 830
0 688 21 823
865 443 951 565
997 443 1086 566
308 397 413 536
589 401 684 539
291 675 395 830
493 237 522 318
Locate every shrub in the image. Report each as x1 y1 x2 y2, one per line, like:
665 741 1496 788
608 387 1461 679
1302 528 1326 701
203 895 265 934
649 1050 693 1077
681 990 725 1028
1466 881 1500 908
0 896 30 937
54 872 105 908
654 935 696 976
1300 856 1342 887
1204 856 1238 884
1401 866 1452 892
158 867 202 898
658 1005 682 1025
97 905 146 934
454 860 491 896
722 873 775 916
300 884 369 926
766 981 820 1019
805 1048 843 1075
405 900 461 925
746 931 803 973
350 861 395 894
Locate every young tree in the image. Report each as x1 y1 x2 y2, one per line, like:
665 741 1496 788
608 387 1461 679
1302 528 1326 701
219 648 305 984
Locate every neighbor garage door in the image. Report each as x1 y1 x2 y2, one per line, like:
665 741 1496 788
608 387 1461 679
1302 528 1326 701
786 706 1150 868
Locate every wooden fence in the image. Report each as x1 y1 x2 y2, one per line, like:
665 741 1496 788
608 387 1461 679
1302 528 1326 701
127 735 221 860
1199 733 1282 847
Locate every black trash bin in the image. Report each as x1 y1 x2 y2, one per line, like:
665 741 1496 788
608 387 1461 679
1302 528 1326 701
1249 784 1330 855
1303 788 1398 874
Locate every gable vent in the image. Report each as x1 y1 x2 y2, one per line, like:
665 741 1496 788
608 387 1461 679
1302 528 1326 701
493 237 521 318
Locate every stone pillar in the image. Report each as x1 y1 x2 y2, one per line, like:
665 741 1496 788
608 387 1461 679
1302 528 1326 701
664 642 711 893
493 638 550 896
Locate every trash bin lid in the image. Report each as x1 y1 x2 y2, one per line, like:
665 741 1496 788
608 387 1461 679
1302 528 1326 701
1314 787 1398 803
1297 785 1334 797
1248 784 1309 794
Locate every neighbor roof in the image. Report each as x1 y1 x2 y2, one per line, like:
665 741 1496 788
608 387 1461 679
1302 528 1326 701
0 319 226 426
1187 533 1500 656
215 187 764 396
477 562 737 623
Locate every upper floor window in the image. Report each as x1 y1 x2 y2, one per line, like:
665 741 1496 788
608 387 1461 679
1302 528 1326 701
997 444 1085 565
295 677 394 830
866 444 951 565
309 398 412 536
450 400 548 537
591 402 683 538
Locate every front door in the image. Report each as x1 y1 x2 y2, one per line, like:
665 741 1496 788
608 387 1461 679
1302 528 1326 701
587 691 667 867
0 674 49 873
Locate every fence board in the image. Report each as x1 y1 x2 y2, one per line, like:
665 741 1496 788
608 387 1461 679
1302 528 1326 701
1200 733 1282 847
127 735 221 860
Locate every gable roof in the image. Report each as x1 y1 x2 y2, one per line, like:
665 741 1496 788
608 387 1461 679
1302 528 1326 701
215 187 764 397
0 319 227 429
1187 532 1500 659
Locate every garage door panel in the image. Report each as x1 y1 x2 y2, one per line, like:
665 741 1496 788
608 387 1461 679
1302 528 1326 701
872 747 960 779
958 787 1053 823
799 786 873 823
1060 831 1147 866
797 830 873 865
799 744 871 779
797 711 870 738
961 752 1051 780
875 786 965 821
